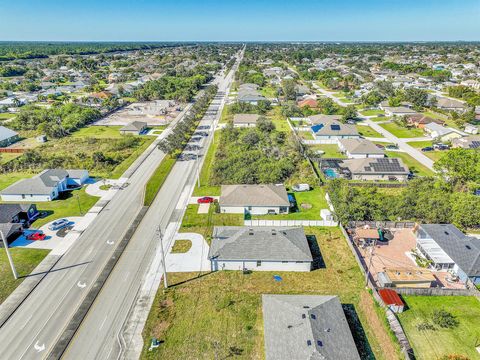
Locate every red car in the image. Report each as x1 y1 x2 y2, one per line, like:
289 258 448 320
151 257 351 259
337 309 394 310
197 196 214 204
26 232 46 241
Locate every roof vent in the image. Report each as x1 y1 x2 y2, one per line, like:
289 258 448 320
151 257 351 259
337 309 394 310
307 340 312 346
302 314 306 319
317 340 323 346
444 231 449 235
324 328 331 332
248 228 254 235
303 306 310 309
310 314 316 320
466 245 471 250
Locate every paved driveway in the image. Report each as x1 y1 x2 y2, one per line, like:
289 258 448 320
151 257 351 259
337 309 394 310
166 232 210 272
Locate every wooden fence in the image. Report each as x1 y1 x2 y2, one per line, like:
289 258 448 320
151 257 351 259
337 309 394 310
0 148 24 153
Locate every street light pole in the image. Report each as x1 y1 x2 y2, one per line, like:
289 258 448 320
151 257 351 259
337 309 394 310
157 226 168 289
76 194 83 216
0 230 18 279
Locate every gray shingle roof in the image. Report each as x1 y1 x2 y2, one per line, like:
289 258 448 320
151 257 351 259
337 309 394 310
419 224 480 277
339 138 384 155
208 226 312 262
0 204 33 223
309 118 359 137
343 157 409 175
120 121 147 132
233 114 260 125
0 126 18 142
220 184 290 207
262 295 360 360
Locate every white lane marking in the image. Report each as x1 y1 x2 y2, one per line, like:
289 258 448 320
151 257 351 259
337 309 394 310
34 341 45 353
123 271 130 282
77 281 87 288
99 315 108 330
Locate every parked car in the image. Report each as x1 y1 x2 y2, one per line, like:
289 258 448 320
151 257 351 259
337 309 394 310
197 196 214 204
385 144 398 150
421 146 434 152
292 184 310 192
26 232 46 241
375 144 385 149
48 218 70 231
433 143 450 150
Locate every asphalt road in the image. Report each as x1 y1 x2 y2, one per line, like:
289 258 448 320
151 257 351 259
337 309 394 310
58 52 242 360
0 83 199 359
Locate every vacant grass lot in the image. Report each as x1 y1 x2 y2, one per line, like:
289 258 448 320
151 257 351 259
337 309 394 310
109 136 155 178
380 122 424 138
71 125 123 139
24 187 99 228
0 152 22 165
179 204 243 243
252 187 329 220
141 227 399 360
360 109 385 116
356 124 384 138
398 296 480 360
144 155 176 206
193 131 221 197
309 144 345 158
0 248 50 305
385 151 434 176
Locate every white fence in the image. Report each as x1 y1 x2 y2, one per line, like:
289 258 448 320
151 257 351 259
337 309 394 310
302 139 338 145
244 219 338 227
294 127 311 132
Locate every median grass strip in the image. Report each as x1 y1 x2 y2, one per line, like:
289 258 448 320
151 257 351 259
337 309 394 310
141 227 399 360
144 155 176 206
0 248 50 305
379 122 424 138
398 296 480 360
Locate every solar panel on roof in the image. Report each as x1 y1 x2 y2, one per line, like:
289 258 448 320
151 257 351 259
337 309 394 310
470 141 480 149
330 124 341 131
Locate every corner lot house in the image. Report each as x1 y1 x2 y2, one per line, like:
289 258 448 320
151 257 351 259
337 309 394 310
309 116 360 144
0 126 19 147
219 184 290 215
415 224 480 286
262 295 360 360
338 138 385 158
232 114 260 127
120 121 147 135
343 157 410 181
452 136 480 149
1 169 89 202
406 114 444 129
424 123 464 142
209 226 312 272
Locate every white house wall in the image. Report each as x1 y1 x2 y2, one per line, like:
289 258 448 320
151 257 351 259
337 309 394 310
0 193 54 202
211 259 311 272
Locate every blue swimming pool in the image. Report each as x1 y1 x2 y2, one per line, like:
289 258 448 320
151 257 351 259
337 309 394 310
324 168 339 179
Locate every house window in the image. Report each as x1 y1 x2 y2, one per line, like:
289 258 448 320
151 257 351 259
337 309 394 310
256 261 261 267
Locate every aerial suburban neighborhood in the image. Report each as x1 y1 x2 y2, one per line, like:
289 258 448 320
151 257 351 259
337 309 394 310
0 1 479 360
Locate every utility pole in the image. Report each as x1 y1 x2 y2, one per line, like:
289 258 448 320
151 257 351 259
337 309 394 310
157 226 168 289
76 194 83 215
1 230 18 279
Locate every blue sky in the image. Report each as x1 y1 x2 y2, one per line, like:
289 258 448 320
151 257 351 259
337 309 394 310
0 0 479 41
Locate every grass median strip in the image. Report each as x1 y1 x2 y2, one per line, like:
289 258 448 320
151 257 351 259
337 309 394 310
144 155 176 206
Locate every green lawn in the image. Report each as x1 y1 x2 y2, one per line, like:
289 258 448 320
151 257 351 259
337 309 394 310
0 113 14 120
356 125 384 138
0 172 33 191
0 152 22 165
71 125 123 139
170 240 192 253
398 296 480 360
27 187 100 228
385 151 434 176
298 131 315 140
360 109 385 117
0 248 50 305
259 86 278 98
379 122 424 138
109 136 156 178
144 155 177 206
309 144 345 158
406 141 447 162
370 116 390 122
141 227 399 360
193 132 221 197
252 187 329 220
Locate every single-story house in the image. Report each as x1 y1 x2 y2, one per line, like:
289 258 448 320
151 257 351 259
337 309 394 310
0 223 23 244
237 93 267 105
219 184 290 215
232 114 260 127
382 106 418 117
0 203 39 224
297 98 318 108
308 114 342 125
343 157 410 181
0 126 19 147
209 226 313 272
295 84 310 97
262 294 360 360
338 138 385 158
309 117 360 144
1 169 89 202
424 123 464 142
406 114 445 129
415 224 480 285
378 289 405 313
436 97 467 112
451 136 480 149
120 121 147 135
464 123 479 135
377 269 435 289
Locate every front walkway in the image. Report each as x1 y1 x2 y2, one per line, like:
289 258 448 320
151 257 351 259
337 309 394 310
166 232 210 272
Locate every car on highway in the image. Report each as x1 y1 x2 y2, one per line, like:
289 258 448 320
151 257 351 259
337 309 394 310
197 196 214 204
48 218 70 231
421 146 434 152
26 231 46 241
